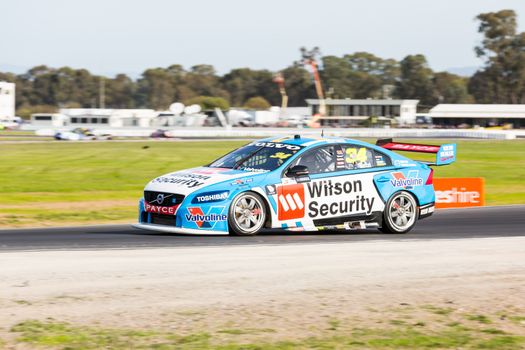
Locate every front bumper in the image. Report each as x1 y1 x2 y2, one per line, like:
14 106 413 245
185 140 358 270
132 223 229 235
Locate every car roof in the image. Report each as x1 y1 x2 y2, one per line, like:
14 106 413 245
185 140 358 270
257 135 372 148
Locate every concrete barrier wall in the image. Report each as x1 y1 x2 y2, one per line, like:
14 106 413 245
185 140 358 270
30 126 524 139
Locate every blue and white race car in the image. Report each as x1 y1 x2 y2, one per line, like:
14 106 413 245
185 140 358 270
133 136 456 235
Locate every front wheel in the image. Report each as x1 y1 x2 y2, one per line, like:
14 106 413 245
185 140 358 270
229 192 266 236
379 191 418 234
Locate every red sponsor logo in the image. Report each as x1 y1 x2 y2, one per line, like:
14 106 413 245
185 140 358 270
434 178 485 208
145 203 179 215
384 143 440 153
277 184 305 221
187 207 205 227
192 168 229 175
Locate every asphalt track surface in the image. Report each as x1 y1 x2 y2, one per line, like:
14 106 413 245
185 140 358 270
0 205 524 251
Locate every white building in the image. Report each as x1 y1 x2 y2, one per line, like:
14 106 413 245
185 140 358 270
429 104 525 128
0 82 15 118
29 108 213 129
60 108 158 128
306 99 419 126
30 113 69 127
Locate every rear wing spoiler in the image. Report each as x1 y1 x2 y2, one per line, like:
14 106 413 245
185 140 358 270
376 139 456 166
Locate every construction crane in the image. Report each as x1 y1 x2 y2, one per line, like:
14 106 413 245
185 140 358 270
301 47 325 128
272 72 288 114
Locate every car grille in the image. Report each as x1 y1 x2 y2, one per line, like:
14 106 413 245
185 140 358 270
144 191 185 207
150 213 177 226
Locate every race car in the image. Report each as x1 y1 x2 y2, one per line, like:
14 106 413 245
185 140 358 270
133 135 456 235
54 128 112 141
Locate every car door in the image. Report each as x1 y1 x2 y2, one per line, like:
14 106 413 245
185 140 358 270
277 144 390 228
275 145 337 227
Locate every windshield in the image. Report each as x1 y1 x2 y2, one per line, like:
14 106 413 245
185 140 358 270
208 142 302 172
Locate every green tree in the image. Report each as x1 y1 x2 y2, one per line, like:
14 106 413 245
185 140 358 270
321 55 356 98
281 65 314 106
470 9 525 103
243 96 271 109
221 68 279 106
15 104 57 119
433 72 473 103
321 52 399 99
106 74 136 108
136 68 175 109
184 96 230 111
394 54 435 106
184 65 230 101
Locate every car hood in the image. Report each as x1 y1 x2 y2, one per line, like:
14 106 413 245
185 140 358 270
144 167 261 196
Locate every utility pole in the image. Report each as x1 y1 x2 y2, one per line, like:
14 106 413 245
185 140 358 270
273 73 288 115
300 47 325 128
99 77 106 109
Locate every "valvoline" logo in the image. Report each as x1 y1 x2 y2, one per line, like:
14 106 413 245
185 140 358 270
185 206 227 228
390 171 423 188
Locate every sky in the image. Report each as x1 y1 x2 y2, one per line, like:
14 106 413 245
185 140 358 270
2 0 525 78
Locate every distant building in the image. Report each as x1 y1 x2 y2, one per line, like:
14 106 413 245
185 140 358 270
60 108 157 128
29 108 212 128
429 104 525 128
30 113 69 127
306 99 419 126
0 82 15 118
30 108 161 128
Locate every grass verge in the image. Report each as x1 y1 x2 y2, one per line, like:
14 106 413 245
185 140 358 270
10 313 525 350
0 139 524 227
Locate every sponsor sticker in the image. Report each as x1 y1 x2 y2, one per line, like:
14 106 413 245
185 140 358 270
265 184 277 195
144 203 179 215
270 152 293 160
375 155 386 166
393 159 417 167
191 191 229 204
252 142 301 151
306 179 375 217
185 206 227 228
240 167 269 173
434 178 484 208
386 143 440 153
152 172 211 188
192 168 229 175
277 184 305 220
390 171 423 188
231 178 254 185
438 144 455 163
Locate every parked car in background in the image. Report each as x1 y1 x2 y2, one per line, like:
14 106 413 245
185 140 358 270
54 128 112 141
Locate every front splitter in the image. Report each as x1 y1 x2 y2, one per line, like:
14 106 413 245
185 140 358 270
132 223 229 235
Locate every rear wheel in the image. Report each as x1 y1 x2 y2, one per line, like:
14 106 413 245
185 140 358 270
379 191 418 234
229 192 266 236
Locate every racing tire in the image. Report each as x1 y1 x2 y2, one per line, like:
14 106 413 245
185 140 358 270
379 191 418 234
229 192 266 236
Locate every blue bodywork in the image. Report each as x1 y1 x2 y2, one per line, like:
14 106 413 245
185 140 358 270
135 136 454 234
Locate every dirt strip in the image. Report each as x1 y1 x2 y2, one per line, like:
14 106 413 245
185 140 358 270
1 236 524 342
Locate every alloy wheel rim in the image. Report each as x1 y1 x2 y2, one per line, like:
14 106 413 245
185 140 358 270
233 194 265 233
388 193 416 231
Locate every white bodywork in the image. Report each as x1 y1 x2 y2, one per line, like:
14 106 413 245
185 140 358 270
144 167 253 196
262 172 386 231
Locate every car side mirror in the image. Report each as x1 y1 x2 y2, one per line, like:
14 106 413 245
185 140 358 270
287 165 309 178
